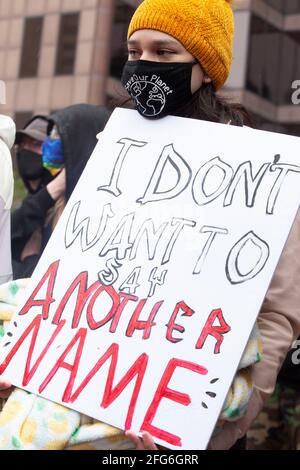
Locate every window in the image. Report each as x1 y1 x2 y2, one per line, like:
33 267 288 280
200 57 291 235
110 0 135 79
284 0 300 13
246 14 300 105
19 17 43 78
55 13 80 76
246 15 280 103
278 32 298 104
264 0 300 14
264 0 284 12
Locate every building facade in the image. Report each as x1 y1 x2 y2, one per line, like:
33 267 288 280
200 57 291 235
1 0 300 136
0 0 118 129
228 0 300 135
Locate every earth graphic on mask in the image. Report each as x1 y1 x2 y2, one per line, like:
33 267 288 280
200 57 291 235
130 81 166 117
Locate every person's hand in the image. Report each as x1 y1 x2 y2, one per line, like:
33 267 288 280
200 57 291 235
47 169 66 201
125 430 158 450
0 379 14 399
208 388 265 449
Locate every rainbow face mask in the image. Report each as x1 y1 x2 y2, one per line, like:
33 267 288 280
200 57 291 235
42 137 64 176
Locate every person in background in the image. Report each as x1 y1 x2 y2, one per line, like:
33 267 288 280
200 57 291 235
0 113 15 409
14 116 54 195
12 115 61 278
12 104 110 279
0 114 14 285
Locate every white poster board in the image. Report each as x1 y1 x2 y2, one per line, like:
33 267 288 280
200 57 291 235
1 109 300 450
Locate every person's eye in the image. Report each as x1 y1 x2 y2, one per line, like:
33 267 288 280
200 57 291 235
157 50 175 56
128 50 140 59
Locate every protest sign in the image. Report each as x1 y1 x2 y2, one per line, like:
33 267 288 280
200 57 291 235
1 109 300 449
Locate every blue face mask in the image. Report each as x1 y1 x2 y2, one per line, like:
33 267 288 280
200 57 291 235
42 137 64 174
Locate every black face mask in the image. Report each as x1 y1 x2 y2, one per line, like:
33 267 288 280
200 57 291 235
16 148 55 194
17 149 44 182
121 60 197 119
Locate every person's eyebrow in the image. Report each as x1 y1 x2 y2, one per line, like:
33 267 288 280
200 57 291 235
127 39 180 47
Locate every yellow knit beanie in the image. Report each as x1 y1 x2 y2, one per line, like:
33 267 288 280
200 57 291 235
128 0 234 91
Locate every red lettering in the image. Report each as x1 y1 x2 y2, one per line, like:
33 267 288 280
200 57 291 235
0 314 65 386
126 299 163 339
86 285 120 330
141 358 208 446
39 328 87 402
23 319 66 386
166 301 194 343
52 272 100 328
109 293 137 333
69 343 148 430
19 260 59 320
195 308 231 354
102 350 148 430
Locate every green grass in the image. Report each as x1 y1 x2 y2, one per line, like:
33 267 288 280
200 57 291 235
13 171 26 209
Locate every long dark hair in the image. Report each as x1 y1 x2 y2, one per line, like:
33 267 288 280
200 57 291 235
111 82 253 127
175 83 253 127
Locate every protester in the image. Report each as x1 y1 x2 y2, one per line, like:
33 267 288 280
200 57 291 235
15 116 53 193
1 0 300 451
12 104 110 279
12 115 59 278
115 0 300 450
0 114 15 409
0 115 14 285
